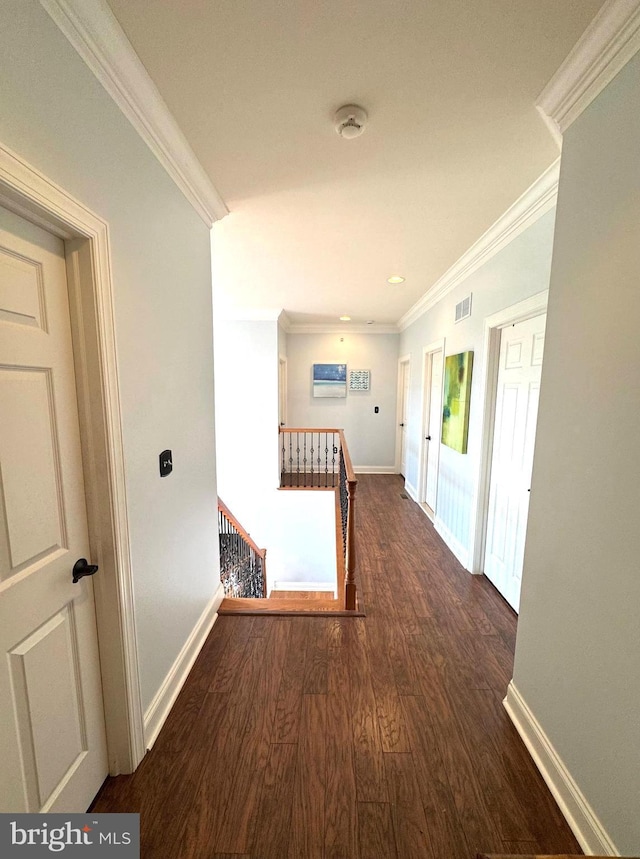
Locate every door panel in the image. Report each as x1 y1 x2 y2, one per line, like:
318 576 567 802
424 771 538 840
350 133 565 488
0 368 65 575
0 207 107 812
484 314 546 611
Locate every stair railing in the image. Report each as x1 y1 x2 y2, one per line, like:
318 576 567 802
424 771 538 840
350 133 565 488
338 429 358 611
217 498 267 598
279 427 358 610
279 427 340 487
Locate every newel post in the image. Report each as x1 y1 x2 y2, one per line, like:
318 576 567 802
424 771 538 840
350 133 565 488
345 478 357 611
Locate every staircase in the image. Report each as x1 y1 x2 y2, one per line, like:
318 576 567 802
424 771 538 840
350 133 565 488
217 427 362 616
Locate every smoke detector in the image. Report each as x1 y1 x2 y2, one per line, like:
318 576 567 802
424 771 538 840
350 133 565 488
334 104 368 139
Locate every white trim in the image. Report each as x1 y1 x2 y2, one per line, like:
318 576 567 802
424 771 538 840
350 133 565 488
278 310 292 331
39 0 227 227
470 291 549 575
417 501 435 523
278 356 288 428
395 355 411 474
504 682 620 855
353 465 396 474
144 585 224 750
434 516 470 570
271 581 336 594
0 140 145 773
403 480 419 501
537 0 640 139
417 340 445 515
286 322 399 335
398 160 559 331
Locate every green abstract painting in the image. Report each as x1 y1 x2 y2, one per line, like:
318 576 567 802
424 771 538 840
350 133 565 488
442 351 474 454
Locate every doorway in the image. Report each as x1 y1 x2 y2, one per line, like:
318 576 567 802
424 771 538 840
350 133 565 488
396 357 410 478
473 291 548 611
0 206 109 811
418 342 444 519
0 143 144 803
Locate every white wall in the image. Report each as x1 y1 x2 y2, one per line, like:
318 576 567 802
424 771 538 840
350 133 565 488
512 52 640 854
0 2 219 712
286 332 399 470
214 319 280 520
399 209 556 565
266 491 336 593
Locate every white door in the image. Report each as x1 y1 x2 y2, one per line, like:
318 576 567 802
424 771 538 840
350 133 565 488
0 207 108 812
398 361 410 477
421 349 443 513
484 313 546 611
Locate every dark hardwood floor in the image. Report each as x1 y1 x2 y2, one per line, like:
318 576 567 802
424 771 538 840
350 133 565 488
92 474 581 859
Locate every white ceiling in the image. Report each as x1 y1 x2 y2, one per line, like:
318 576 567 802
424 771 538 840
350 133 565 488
106 0 604 328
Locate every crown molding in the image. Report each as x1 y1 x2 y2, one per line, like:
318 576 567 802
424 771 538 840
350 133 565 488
537 0 640 139
40 0 228 227
398 159 560 332
278 310 292 331
287 322 399 335
219 309 399 334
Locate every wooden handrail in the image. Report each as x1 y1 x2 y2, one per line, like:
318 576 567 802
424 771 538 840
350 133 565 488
337 430 356 483
279 426 342 434
338 430 358 611
277 427 358 611
217 497 266 560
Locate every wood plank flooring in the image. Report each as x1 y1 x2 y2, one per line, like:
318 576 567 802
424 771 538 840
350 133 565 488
91 474 582 859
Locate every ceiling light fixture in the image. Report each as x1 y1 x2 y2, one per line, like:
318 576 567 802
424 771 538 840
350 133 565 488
334 105 368 139
387 275 405 284
339 315 351 321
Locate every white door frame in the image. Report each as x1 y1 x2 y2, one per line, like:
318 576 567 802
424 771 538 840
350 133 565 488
395 355 411 474
470 290 549 574
278 356 287 427
0 142 145 774
418 339 445 517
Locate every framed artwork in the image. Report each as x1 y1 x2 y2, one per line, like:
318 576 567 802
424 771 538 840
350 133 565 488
442 351 474 453
349 369 370 391
313 363 347 397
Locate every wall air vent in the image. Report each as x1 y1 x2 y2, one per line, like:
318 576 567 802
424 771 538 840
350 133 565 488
455 294 472 323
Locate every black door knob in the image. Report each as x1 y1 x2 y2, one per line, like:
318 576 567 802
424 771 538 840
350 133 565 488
399 422 405 427
425 435 432 441
72 558 99 584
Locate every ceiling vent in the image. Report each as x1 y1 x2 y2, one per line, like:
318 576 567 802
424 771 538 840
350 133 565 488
455 294 472 323
334 104 368 139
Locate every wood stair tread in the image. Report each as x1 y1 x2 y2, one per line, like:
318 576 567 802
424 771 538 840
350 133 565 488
218 596 364 616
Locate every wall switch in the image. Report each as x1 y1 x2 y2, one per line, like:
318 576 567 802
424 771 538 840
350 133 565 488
159 449 173 477
374 406 379 414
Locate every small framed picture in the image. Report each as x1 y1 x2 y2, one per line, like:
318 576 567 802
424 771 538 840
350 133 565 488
349 369 370 391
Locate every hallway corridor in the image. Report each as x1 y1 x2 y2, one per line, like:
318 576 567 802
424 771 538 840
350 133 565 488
92 475 581 858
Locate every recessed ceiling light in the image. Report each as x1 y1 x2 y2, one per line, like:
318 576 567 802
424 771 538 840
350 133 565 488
387 275 405 284
339 315 351 321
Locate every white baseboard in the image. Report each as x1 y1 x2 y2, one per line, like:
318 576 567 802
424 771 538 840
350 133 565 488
504 682 619 856
354 465 396 474
403 480 419 501
434 516 470 570
271 581 336 595
143 583 224 750
417 501 435 523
